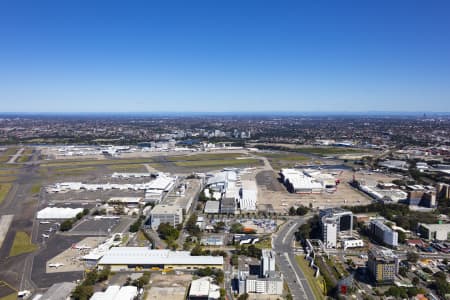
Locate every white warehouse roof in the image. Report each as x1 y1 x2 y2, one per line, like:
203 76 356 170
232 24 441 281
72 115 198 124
90 285 137 300
37 207 83 219
98 247 223 266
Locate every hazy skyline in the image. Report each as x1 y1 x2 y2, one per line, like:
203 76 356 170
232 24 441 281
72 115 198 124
1 0 450 113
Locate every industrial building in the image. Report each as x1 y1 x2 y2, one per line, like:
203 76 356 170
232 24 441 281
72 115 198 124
90 285 138 300
319 208 353 248
370 220 399 247
188 277 221 300
261 249 276 277
418 223 450 241
205 170 258 214
204 200 220 214
149 204 183 230
97 248 223 271
37 207 84 219
367 248 399 284
280 168 337 194
35 282 76 300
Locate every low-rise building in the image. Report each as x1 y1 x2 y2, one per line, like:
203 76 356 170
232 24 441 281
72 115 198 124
188 277 221 300
418 223 450 241
150 204 183 230
97 248 223 271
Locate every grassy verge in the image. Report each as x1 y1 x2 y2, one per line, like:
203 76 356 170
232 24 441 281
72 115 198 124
30 183 41 195
0 183 12 204
42 158 154 168
0 176 17 183
262 153 311 170
9 231 38 257
0 293 17 300
51 166 97 174
167 153 244 161
107 164 147 172
254 238 272 249
174 158 261 168
295 256 326 300
17 155 31 163
0 147 18 163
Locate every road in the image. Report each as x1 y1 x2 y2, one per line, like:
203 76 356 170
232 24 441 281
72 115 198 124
273 217 315 300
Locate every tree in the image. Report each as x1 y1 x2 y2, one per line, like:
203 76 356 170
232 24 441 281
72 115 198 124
296 205 309 216
407 251 419 263
238 293 249 300
289 206 296 216
132 273 150 288
214 221 225 232
60 219 73 231
191 244 204 256
230 223 244 233
157 223 180 241
185 213 201 237
72 285 94 300
412 277 419 285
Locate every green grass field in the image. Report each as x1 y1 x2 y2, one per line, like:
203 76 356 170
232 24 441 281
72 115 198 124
30 183 41 195
295 256 326 300
42 158 154 168
167 153 243 161
0 176 17 183
9 231 38 257
262 153 311 170
0 293 17 300
0 147 18 163
174 158 261 168
107 164 148 172
0 183 12 204
51 166 97 174
17 155 31 163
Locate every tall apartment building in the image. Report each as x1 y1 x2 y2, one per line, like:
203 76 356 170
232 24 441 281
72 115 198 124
367 248 399 284
370 220 398 247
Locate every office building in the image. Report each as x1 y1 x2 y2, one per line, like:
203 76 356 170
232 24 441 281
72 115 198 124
150 204 183 230
319 208 353 248
261 249 276 277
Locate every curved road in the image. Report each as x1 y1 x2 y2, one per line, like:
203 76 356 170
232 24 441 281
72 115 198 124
273 217 315 300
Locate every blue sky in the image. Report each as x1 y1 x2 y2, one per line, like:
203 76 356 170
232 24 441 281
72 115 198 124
1 0 449 113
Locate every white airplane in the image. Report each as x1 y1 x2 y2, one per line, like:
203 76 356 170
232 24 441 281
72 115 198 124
42 234 50 238
40 221 51 224
46 228 53 233
48 263 64 268
18 290 31 297
72 244 91 250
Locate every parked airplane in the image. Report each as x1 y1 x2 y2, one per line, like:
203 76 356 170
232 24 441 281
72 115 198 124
48 263 64 268
42 234 50 238
72 244 92 250
40 221 51 224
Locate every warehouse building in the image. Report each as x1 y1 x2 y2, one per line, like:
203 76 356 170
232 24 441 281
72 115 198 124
150 204 183 230
370 220 398 247
90 285 138 300
37 207 84 219
188 277 221 300
280 168 338 194
418 223 450 241
97 248 223 271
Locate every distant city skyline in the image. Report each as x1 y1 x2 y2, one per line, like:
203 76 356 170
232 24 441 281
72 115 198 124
1 0 450 112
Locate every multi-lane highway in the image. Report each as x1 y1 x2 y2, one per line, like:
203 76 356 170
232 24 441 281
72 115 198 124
273 217 315 300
